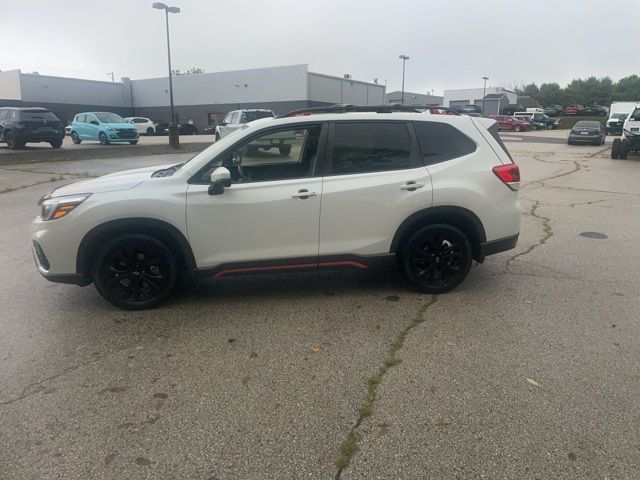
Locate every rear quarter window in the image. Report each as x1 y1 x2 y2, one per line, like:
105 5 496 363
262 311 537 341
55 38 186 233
413 121 477 164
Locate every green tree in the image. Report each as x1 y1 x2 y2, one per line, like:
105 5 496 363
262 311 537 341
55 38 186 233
537 82 565 106
171 67 205 76
612 75 640 101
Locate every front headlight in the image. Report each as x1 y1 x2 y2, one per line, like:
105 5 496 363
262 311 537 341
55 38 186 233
106 125 113 131
38 193 91 221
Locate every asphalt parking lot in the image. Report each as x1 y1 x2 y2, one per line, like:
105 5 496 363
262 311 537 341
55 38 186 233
1 131 639 479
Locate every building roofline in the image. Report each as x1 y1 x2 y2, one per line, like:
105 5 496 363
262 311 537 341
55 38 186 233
134 64 310 82
19 71 123 86
308 71 383 88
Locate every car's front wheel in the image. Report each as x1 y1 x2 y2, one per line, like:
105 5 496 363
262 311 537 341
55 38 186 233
129 140 139 145
513 125 522 132
71 132 81 144
93 234 177 309
146 127 154 135
5 131 17 149
99 132 109 145
50 138 63 149
401 224 472 294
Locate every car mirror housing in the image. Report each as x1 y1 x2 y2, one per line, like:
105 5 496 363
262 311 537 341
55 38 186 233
208 167 232 195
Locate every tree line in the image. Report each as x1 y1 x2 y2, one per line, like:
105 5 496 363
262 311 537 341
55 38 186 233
516 75 640 107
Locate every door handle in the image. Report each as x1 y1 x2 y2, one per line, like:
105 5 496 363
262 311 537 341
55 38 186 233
291 189 317 199
400 181 425 191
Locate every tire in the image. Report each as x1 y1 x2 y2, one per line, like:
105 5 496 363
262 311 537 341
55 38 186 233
146 127 154 136
129 140 139 145
93 234 177 310
620 139 631 160
50 138 63 149
567 140 573 145
99 132 109 145
513 125 522 132
401 224 473 294
5 131 17 149
71 131 81 144
279 145 292 156
546 123 554 130
611 138 621 159
215 132 220 142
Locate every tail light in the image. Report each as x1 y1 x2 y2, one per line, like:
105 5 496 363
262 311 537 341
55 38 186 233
492 164 520 191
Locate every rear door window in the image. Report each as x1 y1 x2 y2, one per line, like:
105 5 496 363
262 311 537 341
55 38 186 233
412 121 477 164
20 110 59 122
329 122 414 175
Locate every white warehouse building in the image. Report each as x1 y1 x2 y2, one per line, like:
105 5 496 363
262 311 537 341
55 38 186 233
0 64 385 130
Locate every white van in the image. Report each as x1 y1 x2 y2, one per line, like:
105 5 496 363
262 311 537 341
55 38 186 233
606 102 639 135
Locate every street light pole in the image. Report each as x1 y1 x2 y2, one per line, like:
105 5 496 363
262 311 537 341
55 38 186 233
399 55 409 106
153 2 181 148
482 76 489 117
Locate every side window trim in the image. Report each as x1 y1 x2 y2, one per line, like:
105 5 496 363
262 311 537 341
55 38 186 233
188 122 328 184
325 120 421 176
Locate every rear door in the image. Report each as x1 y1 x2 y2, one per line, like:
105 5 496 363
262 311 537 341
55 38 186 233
319 121 431 257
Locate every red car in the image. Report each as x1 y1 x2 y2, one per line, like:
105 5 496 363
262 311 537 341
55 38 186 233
564 105 583 116
491 115 529 132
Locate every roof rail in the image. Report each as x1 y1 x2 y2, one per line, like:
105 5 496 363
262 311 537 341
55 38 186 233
277 104 422 118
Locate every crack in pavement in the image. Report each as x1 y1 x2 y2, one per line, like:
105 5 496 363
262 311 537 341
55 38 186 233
0 344 136 406
334 296 438 478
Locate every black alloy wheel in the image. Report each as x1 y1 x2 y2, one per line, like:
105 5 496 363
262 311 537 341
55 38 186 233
5 131 16 149
93 234 177 309
402 225 472 294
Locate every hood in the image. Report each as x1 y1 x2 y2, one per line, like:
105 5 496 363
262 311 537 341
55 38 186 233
49 163 176 196
103 122 136 130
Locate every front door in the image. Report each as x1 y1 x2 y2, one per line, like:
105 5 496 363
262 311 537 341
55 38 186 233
319 121 432 257
82 113 100 140
186 123 325 271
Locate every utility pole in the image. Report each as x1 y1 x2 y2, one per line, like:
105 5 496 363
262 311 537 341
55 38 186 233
482 76 489 116
399 55 409 105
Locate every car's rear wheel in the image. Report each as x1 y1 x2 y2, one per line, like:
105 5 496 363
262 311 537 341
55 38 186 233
93 234 177 310
129 140 138 145
279 145 292 156
611 138 621 159
50 138 63 149
146 127 154 135
401 225 472 294
99 132 109 145
71 132 81 144
546 123 554 130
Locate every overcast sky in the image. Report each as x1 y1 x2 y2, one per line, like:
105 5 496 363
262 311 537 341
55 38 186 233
2 0 639 94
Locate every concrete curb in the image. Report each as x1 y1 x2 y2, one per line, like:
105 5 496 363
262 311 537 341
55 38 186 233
0 142 210 166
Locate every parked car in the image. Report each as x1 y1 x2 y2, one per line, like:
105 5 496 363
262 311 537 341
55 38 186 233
544 105 565 117
215 109 275 140
491 115 529 132
514 112 560 130
156 123 199 135
65 124 72 136
606 113 628 135
564 105 584 116
202 124 217 135
124 117 157 135
31 105 520 309
611 104 640 159
0 107 65 149
567 120 606 145
582 105 609 117
70 112 138 145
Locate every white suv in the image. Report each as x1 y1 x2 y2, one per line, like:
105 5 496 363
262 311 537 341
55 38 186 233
215 109 275 140
31 105 520 309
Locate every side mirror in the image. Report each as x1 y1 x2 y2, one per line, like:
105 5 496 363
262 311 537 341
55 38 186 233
208 167 232 195
220 121 227 126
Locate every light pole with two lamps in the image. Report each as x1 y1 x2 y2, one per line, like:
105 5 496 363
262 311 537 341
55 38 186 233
481 76 489 117
399 55 409 106
152 2 181 148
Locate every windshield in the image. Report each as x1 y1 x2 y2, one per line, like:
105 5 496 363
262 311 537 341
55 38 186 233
629 107 640 120
20 110 59 121
244 111 274 122
612 113 627 119
95 112 125 123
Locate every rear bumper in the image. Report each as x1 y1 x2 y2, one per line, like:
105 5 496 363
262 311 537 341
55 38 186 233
480 234 519 258
568 134 601 142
